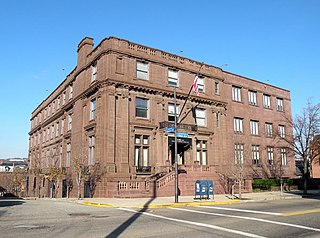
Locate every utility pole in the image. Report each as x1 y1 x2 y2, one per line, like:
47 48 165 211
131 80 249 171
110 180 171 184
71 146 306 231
174 86 179 203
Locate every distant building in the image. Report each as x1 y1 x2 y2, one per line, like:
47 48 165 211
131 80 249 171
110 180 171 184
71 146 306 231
0 158 27 172
28 36 295 198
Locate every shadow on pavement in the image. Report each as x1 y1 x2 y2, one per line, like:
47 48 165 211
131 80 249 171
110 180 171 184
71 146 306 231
285 190 320 200
0 199 25 208
105 181 159 238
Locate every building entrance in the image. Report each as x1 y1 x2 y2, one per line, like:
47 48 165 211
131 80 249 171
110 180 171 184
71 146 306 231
168 137 192 165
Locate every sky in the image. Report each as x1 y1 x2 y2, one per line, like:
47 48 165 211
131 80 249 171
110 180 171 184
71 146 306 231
0 0 319 159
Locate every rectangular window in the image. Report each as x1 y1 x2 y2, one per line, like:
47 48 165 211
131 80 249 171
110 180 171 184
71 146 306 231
197 76 205 92
68 114 72 130
267 147 274 165
195 108 206 127
47 127 50 141
168 103 179 122
235 144 244 164
51 125 54 139
277 98 283 111
196 140 207 165
38 132 40 145
215 82 219 95
62 91 66 105
234 117 243 133
43 129 46 142
56 122 59 137
248 90 257 105
90 98 97 120
52 101 55 113
92 62 97 82
88 135 95 165
265 123 273 137
278 125 285 138
61 119 64 135
48 105 51 117
250 120 259 135
252 145 260 165
69 85 73 100
135 97 149 118
168 69 179 86
263 94 271 108
57 97 60 109
134 135 149 169
216 112 220 128
136 61 149 80
280 148 287 166
66 143 71 167
59 145 63 168
232 86 241 102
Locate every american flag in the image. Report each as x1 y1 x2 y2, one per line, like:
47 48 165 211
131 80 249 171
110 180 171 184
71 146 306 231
192 75 200 96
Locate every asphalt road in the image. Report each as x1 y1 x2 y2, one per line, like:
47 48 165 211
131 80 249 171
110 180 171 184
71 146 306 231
0 198 320 238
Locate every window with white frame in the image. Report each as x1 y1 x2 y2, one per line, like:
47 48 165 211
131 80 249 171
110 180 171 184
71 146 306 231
88 135 95 165
57 97 60 109
248 90 257 105
250 120 259 135
92 62 97 82
267 147 274 165
136 61 149 80
61 119 64 135
234 117 243 133
56 122 59 137
43 129 46 142
59 145 62 168
216 112 220 128
168 103 179 122
278 125 285 138
197 76 205 92
252 145 260 165
47 127 50 141
265 123 273 137
66 143 71 167
52 101 55 113
215 82 219 95
134 135 149 168
280 148 287 166
277 98 283 111
196 140 207 165
68 114 72 130
135 97 149 118
62 91 66 105
232 86 241 102
90 98 96 120
195 108 206 127
168 69 179 86
235 143 244 164
48 105 51 117
51 125 54 139
263 94 271 108
69 85 73 100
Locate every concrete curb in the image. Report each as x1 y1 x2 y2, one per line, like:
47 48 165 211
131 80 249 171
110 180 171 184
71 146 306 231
82 200 241 209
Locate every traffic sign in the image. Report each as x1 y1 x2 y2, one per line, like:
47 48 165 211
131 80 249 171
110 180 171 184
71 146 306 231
176 132 188 138
165 127 175 133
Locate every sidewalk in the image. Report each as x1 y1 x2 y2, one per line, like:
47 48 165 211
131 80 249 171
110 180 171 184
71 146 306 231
79 191 310 209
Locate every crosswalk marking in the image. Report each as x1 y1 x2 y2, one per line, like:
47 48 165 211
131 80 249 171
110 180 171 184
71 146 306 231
119 208 266 238
199 206 281 216
171 207 320 232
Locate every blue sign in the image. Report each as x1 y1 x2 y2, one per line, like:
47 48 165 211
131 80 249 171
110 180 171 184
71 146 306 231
165 127 175 133
176 132 188 138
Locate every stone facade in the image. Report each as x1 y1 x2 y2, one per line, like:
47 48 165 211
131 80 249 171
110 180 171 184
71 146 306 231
28 36 295 198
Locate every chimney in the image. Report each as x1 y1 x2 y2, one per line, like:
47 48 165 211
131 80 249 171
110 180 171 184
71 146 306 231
77 37 94 68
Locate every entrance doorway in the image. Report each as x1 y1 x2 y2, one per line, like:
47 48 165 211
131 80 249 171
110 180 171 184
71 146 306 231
168 137 192 165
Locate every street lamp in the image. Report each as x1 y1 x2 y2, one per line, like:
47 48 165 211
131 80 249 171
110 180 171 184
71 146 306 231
174 86 179 203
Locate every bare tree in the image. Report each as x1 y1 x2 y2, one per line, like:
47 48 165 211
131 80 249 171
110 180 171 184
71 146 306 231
47 150 63 198
9 167 27 196
88 162 105 198
32 152 42 198
72 153 86 199
282 100 320 194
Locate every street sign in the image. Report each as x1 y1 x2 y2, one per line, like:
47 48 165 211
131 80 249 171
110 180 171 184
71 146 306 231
176 132 188 138
165 127 175 133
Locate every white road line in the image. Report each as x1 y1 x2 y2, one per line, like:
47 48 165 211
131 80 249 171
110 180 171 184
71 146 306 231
119 208 266 238
171 207 320 232
199 206 281 216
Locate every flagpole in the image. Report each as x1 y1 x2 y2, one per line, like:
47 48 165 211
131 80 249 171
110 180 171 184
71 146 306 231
178 62 204 122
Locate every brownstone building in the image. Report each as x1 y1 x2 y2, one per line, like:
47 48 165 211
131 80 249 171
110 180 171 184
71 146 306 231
28 36 295 198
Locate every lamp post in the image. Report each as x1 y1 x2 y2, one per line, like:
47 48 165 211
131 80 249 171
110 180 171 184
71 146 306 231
174 86 179 203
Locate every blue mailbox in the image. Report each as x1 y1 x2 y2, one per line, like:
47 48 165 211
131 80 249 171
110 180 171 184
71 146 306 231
195 180 214 200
